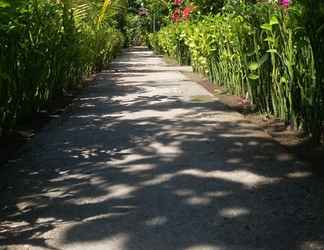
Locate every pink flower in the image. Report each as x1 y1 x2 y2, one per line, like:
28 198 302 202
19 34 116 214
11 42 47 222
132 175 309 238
279 0 290 8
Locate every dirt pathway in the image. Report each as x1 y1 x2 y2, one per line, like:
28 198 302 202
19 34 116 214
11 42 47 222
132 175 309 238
1 47 324 250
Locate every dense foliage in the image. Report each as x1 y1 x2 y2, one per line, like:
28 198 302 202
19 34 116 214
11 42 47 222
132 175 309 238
0 0 124 130
149 0 323 143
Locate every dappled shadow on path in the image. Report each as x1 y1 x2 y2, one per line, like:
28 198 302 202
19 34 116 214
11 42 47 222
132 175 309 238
0 47 324 250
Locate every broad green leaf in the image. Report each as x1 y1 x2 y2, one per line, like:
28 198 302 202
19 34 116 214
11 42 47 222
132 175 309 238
280 77 288 83
248 74 260 80
264 37 275 43
261 23 272 31
269 16 279 26
0 1 10 8
267 49 278 53
248 62 259 71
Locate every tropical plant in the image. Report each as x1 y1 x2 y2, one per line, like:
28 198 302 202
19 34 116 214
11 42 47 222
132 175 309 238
149 1 323 142
0 0 124 130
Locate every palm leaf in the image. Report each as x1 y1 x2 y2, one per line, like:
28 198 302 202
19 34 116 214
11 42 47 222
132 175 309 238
97 0 112 27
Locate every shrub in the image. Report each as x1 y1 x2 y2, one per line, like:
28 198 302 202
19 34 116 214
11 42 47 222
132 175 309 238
149 2 322 141
124 13 147 46
0 0 123 130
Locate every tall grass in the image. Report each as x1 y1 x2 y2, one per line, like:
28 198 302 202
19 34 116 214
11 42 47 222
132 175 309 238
149 2 322 142
0 0 123 131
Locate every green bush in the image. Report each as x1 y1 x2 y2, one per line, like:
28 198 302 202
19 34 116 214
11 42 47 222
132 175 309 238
0 0 123 130
149 2 322 142
124 14 146 46
155 23 191 65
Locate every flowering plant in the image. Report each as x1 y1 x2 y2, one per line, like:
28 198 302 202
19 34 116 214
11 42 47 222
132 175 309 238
170 0 195 22
171 8 181 22
182 5 193 20
279 0 290 8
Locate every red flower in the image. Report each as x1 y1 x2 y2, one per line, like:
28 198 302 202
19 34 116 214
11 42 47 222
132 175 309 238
182 6 192 20
171 8 181 22
174 0 183 6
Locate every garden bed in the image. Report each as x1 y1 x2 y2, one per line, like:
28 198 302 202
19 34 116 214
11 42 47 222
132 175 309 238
180 68 324 175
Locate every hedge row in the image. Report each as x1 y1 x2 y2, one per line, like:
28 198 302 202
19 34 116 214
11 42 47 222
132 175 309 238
149 2 322 142
0 0 124 130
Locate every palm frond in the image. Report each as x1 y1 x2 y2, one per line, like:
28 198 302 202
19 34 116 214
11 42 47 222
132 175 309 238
72 2 93 20
97 0 112 27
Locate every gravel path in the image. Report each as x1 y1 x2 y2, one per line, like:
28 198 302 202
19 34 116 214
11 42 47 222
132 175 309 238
1 47 324 250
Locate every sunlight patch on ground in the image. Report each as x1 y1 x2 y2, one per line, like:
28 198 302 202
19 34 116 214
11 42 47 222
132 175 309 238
83 212 132 223
145 216 168 227
106 184 138 200
184 244 222 250
179 169 281 188
149 141 182 155
110 153 157 168
219 207 250 218
301 241 324 250
186 196 211 206
175 190 231 204
36 217 60 224
78 96 109 101
68 183 139 205
219 132 260 138
138 168 281 189
205 191 232 198
286 171 312 179
121 164 156 173
50 173 89 183
174 189 195 197
61 229 130 248
226 158 241 164
141 173 174 186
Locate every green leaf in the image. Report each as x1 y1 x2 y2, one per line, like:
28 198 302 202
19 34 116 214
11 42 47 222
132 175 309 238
248 74 260 80
280 77 288 83
261 23 272 31
264 37 275 43
267 49 278 53
269 16 279 26
248 62 259 71
258 53 269 66
0 1 10 8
